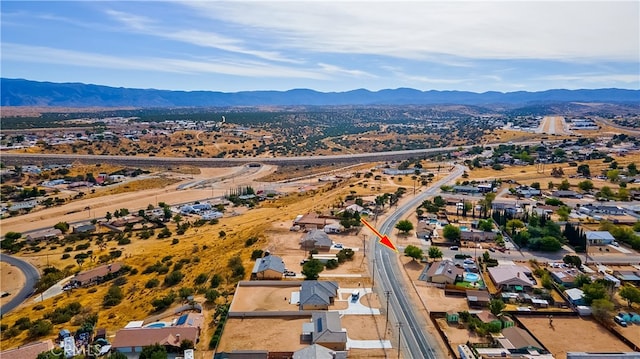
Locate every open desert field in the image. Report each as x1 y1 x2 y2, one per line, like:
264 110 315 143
517 316 634 359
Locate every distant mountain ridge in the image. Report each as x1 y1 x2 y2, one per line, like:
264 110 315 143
1 78 639 107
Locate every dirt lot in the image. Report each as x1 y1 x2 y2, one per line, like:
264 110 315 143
230 285 302 312
517 316 634 359
217 317 311 352
436 317 491 348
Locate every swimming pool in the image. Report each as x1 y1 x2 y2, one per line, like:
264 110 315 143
464 272 480 282
460 226 469 231
144 322 169 328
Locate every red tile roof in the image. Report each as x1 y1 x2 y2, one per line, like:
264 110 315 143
112 327 199 349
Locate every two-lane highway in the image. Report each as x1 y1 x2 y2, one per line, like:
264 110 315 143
372 165 465 358
0 253 40 316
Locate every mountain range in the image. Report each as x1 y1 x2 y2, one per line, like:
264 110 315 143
2 78 639 107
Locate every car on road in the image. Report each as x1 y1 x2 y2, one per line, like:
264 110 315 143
449 246 459 251
488 247 496 252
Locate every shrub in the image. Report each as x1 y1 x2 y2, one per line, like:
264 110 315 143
210 274 223 288
14 317 31 330
172 238 179 245
61 253 70 259
146 278 160 288
103 285 124 307
325 259 339 269
33 304 45 311
194 273 209 285
28 319 53 338
164 271 184 286
244 237 259 247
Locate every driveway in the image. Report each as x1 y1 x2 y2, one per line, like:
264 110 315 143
347 338 392 349
337 288 380 315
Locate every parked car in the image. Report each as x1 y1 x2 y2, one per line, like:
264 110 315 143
488 247 496 252
614 316 628 327
284 271 296 277
449 246 459 251
334 243 343 249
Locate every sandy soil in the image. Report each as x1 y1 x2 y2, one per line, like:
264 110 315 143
436 317 491 347
230 286 301 312
217 317 312 352
0 262 26 307
517 316 634 359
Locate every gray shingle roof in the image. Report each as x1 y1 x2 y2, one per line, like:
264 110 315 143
300 281 338 307
302 230 333 248
251 255 285 274
311 311 347 344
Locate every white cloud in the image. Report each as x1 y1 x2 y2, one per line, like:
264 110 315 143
540 74 640 85
317 63 376 78
183 1 639 62
1 43 328 79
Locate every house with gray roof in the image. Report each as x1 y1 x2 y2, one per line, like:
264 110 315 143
299 281 338 310
302 312 347 351
585 231 615 245
423 260 463 284
251 255 285 280
293 344 347 359
300 230 333 250
497 326 546 355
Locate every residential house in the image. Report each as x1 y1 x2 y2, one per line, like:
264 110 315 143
25 228 62 242
224 350 269 359
585 231 615 246
475 311 501 327
615 271 640 284
251 255 285 280
300 230 333 251
453 185 481 194
548 267 582 288
552 190 582 199
111 326 199 356
516 187 541 198
579 204 626 215
461 230 497 242
424 260 463 284
70 262 124 287
496 327 546 355
299 281 338 310
0 340 54 359
416 222 436 239
565 288 585 306
488 265 535 292
294 213 328 230
9 199 38 212
73 224 96 234
302 312 347 351
293 344 347 359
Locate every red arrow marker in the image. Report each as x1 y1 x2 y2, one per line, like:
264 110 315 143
361 218 398 252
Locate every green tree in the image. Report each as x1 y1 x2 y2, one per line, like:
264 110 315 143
395 219 414 234
403 245 423 261
591 298 614 324
489 299 506 316
627 162 638 176
606 169 620 183
573 274 592 288
556 206 571 221
428 246 443 261
478 219 493 232
107 352 128 359
442 224 461 242
582 282 607 305
619 285 640 308
577 164 591 177
164 271 184 286
578 180 594 192
558 179 571 190
539 236 562 251
54 221 69 234
506 219 525 235
600 186 615 199
4 231 21 240
139 343 168 359
105 211 112 221
301 259 324 280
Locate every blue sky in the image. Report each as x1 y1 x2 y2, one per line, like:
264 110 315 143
2 1 639 92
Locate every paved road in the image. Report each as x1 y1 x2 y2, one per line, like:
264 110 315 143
0 140 551 168
0 253 40 316
373 164 465 359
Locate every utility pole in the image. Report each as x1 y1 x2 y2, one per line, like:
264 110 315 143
384 291 391 336
362 234 367 257
372 258 376 287
397 322 403 359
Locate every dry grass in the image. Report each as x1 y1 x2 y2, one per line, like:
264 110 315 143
83 177 182 199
